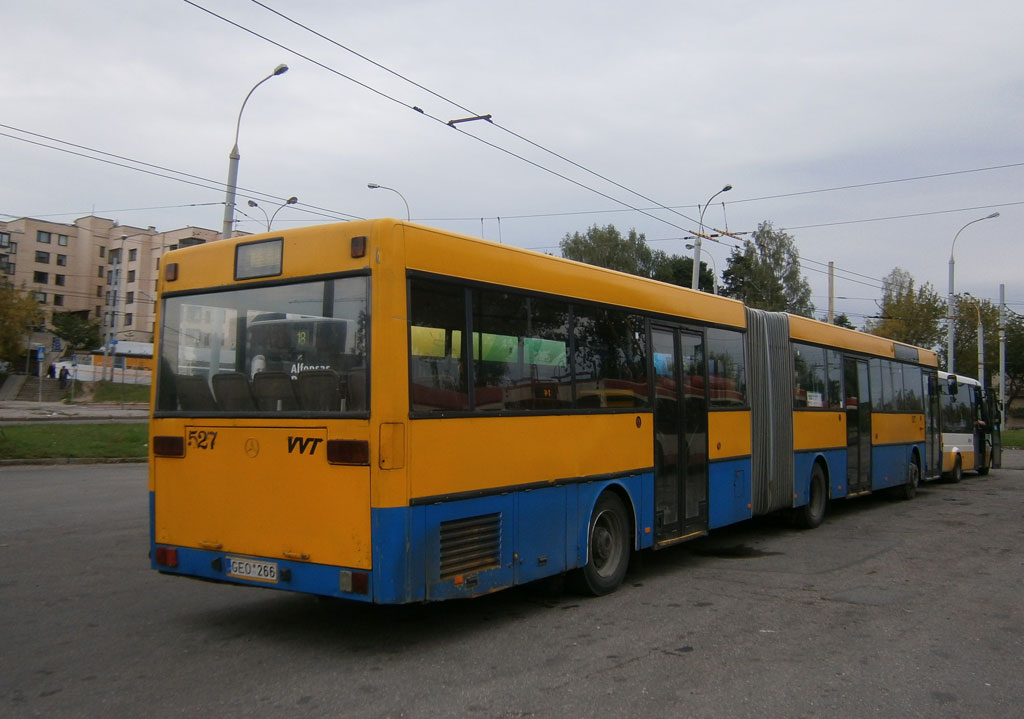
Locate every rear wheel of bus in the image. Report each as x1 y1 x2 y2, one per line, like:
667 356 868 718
573 492 631 596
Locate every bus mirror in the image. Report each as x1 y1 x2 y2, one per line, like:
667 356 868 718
946 374 958 393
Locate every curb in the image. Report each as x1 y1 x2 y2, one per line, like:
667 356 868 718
0 457 147 467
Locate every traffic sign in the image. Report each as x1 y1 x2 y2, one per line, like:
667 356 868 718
36 345 45 361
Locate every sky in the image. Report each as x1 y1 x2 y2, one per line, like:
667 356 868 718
3 0 1023 328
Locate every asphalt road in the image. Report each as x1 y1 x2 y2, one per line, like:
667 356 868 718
1 458 1022 718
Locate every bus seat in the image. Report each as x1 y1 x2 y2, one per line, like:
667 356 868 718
176 374 217 411
251 371 299 411
346 368 367 412
296 369 343 411
211 372 255 411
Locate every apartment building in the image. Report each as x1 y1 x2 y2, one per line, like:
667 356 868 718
0 215 222 344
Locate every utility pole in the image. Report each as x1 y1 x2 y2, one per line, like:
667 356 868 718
827 261 835 324
999 283 1007 427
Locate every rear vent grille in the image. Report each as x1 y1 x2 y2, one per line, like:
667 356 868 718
439 513 501 579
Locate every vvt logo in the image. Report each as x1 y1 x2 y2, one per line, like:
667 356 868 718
287 436 324 455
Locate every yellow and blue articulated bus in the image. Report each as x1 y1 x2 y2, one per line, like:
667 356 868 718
149 219 938 603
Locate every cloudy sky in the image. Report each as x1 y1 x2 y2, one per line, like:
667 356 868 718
3 0 1022 326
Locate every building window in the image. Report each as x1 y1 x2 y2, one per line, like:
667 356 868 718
57 234 69 246
56 254 67 266
128 248 137 262
3 240 15 255
53 294 64 306
126 291 134 305
0 232 9 247
1 260 13 275
124 313 133 326
33 292 46 304
98 266 104 278
33 271 49 284
98 246 105 258
37 231 52 244
127 270 136 283
97 286 103 298
55 274 66 286
95 306 102 318
35 251 50 264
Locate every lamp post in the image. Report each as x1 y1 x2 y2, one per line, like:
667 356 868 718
947 212 999 371
963 292 985 387
221 64 289 239
692 184 732 291
686 243 718 295
247 197 298 232
367 183 411 221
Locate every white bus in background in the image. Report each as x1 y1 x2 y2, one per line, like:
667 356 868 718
936 371 1000 481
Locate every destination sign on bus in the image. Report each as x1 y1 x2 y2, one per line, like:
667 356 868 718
235 238 283 280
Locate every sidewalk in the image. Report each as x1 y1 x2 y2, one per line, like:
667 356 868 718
0 400 149 423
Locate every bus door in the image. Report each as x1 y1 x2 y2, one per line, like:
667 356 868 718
925 371 942 478
652 326 708 542
844 357 872 494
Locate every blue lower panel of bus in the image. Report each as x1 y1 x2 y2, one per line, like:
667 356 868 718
793 449 846 503
152 476 653 604
373 473 652 603
872 443 923 491
708 458 752 529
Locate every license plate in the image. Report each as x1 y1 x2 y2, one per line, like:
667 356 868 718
226 556 278 583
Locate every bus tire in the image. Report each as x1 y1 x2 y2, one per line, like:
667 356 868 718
793 464 827 530
895 456 920 500
949 455 963 483
573 492 631 596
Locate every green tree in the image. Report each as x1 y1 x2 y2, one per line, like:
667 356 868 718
720 221 814 316
51 310 101 352
1005 313 1024 406
560 224 656 277
949 295 1000 380
560 224 713 288
833 312 856 329
0 283 43 366
864 267 945 349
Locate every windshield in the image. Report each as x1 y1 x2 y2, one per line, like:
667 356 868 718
155 275 368 415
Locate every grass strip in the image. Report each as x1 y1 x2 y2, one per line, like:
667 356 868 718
0 423 148 460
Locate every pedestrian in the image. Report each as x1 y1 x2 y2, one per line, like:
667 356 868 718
47 363 56 378
59 366 70 389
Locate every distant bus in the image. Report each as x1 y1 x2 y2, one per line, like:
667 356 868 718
934 371 1001 481
149 219 939 604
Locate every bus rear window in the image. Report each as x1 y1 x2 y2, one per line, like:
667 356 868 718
155 276 368 415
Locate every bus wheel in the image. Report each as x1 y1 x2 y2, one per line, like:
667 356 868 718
949 456 963 483
895 457 920 500
573 492 631 596
793 464 827 530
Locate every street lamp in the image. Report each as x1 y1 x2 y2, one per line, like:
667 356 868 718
367 183 411 221
692 184 732 291
686 243 718 295
947 212 999 371
962 292 985 388
247 197 298 232
221 64 289 239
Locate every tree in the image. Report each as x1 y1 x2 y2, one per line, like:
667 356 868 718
833 312 857 330
864 267 945 350
0 283 43 366
560 224 713 288
720 221 814 316
560 224 656 277
51 311 101 352
1004 313 1024 407
949 295 1000 380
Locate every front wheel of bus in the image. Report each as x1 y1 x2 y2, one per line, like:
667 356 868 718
574 492 631 596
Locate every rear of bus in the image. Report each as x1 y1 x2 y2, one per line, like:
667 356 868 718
149 221 389 601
